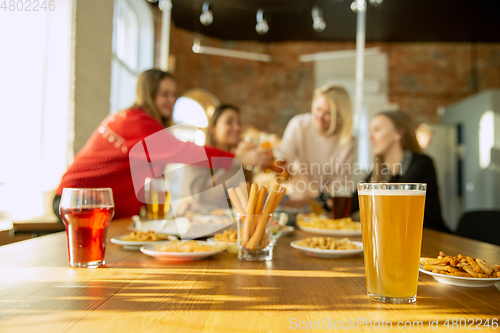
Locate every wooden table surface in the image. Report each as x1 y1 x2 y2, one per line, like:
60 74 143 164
1 218 499 333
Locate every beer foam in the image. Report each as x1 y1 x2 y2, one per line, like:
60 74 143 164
358 189 425 196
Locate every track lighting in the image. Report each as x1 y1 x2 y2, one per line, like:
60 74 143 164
312 6 326 32
255 9 269 35
350 0 366 13
200 2 213 26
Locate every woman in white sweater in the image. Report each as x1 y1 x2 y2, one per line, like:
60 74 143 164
279 84 355 200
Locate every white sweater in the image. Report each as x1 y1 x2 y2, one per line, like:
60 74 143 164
278 113 355 189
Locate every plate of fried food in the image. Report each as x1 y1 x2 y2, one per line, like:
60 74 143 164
130 215 190 237
207 229 239 254
420 252 500 287
297 214 362 236
290 237 363 258
111 231 177 250
140 240 226 261
207 229 238 245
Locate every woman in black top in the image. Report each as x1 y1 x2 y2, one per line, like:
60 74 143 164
351 111 451 233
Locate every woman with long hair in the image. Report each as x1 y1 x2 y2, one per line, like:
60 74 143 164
54 69 269 220
205 104 242 152
279 84 355 205
351 110 450 233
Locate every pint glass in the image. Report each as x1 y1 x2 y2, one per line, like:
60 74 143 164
358 183 426 304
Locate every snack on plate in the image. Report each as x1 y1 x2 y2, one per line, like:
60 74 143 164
295 237 360 250
214 229 237 243
121 231 170 242
298 214 361 231
154 240 224 253
420 252 500 278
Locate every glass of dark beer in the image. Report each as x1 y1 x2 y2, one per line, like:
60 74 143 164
326 184 353 219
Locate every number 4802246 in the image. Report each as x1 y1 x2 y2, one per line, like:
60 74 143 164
1 1 56 11
443 318 498 329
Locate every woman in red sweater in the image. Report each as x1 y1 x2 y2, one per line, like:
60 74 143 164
54 69 269 220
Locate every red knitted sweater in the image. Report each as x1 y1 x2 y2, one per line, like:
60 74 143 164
56 109 234 219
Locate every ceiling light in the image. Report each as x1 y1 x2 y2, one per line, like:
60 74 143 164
351 0 366 13
369 0 383 7
158 0 171 11
200 2 213 26
312 6 326 32
255 9 269 35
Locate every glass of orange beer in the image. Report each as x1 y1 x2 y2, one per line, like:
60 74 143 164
358 183 426 304
59 188 115 268
145 177 171 219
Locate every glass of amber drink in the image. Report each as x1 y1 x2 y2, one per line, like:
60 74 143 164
358 183 426 304
145 177 171 219
59 188 115 268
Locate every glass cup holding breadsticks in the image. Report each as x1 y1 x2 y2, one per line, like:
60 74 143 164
59 188 115 268
145 177 171 219
358 183 426 304
228 182 286 261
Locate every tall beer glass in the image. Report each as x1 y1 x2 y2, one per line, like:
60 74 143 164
145 177 171 219
358 183 426 304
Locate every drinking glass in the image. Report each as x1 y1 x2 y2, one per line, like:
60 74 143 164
145 177 171 219
59 188 115 268
237 213 273 261
327 184 354 219
358 183 426 304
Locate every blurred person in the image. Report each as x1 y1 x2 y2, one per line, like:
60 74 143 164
53 70 269 221
178 104 270 211
278 84 355 207
205 104 242 152
350 111 450 233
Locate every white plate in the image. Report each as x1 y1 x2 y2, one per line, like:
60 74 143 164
206 237 237 245
110 235 177 250
140 241 225 261
297 224 362 236
130 216 190 237
419 267 500 287
282 226 295 235
290 240 363 258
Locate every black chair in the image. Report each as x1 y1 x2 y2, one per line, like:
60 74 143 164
455 210 500 246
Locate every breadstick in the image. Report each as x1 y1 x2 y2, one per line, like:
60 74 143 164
262 185 286 247
246 183 279 250
228 188 245 216
253 186 268 232
242 183 258 247
272 186 287 211
235 187 249 213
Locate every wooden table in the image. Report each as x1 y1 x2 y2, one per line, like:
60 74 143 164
1 219 499 332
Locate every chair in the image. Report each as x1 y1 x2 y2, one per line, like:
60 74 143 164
455 210 500 246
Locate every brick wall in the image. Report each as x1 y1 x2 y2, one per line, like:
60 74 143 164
154 9 500 134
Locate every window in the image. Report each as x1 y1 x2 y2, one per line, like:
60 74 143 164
171 89 220 146
172 97 209 146
110 0 154 114
0 2 73 219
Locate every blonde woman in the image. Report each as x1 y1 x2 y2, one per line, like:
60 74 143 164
279 85 355 196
